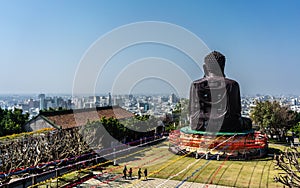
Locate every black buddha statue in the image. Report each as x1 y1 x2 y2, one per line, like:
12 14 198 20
189 51 252 132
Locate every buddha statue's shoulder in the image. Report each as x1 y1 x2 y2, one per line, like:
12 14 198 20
224 78 240 87
192 77 240 90
192 77 207 84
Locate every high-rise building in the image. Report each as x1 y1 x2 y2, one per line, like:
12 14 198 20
53 96 58 108
108 92 112 106
95 96 101 107
28 99 34 108
129 94 133 101
169 93 178 104
38 94 45 110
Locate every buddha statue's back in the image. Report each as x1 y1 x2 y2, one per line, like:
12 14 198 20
189 51 252 132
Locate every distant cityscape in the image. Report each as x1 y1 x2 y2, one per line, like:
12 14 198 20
1 93 300 120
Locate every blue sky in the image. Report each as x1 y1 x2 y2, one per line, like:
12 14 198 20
0 0 300 96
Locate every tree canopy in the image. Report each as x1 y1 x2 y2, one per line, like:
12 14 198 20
0 107 29 136
250 100 298 140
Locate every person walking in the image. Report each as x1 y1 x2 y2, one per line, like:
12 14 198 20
138 168 142 179
128 168 133 180
123 165 127 179
144 168 148 180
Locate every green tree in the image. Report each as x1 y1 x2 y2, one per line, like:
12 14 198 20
0 107 29 136
290 112 300 138
250 100 297 141
164 99 189 132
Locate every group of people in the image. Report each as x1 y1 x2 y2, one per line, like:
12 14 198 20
123 165 148 180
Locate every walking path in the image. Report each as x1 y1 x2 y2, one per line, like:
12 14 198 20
79 173 233 188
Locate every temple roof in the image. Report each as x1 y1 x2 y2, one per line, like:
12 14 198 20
39 106 134 129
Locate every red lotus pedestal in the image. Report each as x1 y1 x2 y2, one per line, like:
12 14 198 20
169 126 268 160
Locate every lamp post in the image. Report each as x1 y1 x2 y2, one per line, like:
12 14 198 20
111 141 117 166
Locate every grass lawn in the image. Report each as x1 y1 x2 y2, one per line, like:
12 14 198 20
106 142 287 188
34 141 287 187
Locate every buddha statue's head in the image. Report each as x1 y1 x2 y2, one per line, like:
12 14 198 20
203 51 226 77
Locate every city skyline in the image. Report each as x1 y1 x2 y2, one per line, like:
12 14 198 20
0 1 300 95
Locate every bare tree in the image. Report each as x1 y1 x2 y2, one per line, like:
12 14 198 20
0 128 98 184
274 147 300 187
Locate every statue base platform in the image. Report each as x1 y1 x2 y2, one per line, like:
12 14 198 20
169 126 268 160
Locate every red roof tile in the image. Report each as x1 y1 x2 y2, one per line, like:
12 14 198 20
41 106 134 129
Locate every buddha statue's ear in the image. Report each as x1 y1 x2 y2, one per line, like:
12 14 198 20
203 64 209 77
